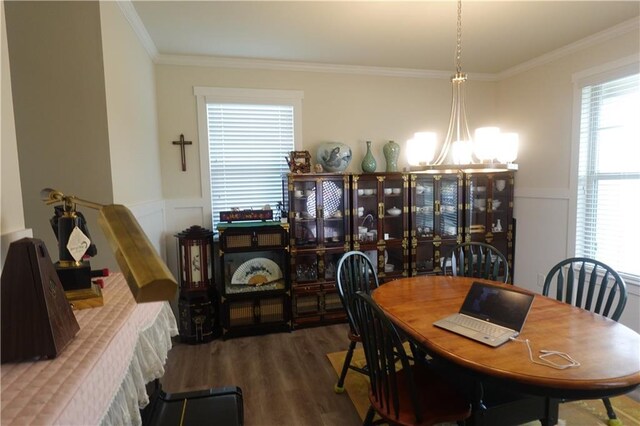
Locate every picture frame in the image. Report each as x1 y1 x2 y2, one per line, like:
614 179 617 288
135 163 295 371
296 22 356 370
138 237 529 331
287 151 311 174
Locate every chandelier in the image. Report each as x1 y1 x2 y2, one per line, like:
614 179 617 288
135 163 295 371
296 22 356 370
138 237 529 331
408 0 518 171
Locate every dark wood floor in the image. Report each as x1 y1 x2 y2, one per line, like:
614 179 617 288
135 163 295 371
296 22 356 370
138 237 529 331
160 323 362 426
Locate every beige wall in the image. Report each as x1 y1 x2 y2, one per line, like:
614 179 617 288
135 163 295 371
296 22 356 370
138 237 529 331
4 1 115 269
100 1 163 205
497 29 640 331
4 1 167 270
155 65 497 200
1 3 30 268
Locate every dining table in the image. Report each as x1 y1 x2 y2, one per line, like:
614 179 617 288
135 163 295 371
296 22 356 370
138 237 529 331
371 275 640 426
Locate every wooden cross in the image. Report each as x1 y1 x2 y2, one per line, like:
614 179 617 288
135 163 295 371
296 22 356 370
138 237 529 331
172 134 192 171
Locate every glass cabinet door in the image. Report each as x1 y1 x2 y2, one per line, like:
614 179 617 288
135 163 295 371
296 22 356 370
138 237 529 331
465 172 513 241
353 175 379 246
221 249 287 296
289 175 348 248
411 172 462 275
381 175 408 242
291 179 318 246
466 174 491 239
353 173 408 279
413 174 436 239
320 178 348 247
437 174 462 239
489 173 512 237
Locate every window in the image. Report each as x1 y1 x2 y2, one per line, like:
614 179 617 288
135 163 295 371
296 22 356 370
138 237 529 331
574 67 639 281
195 88 303 229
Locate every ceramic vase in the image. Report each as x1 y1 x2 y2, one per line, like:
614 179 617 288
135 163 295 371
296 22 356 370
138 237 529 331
383 140 400 172
361 141 376 173
316 141 352 173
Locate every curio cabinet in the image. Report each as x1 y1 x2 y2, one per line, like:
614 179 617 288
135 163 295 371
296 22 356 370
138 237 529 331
283 173 350 328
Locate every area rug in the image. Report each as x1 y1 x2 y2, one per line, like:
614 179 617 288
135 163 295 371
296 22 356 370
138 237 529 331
327 348 640 425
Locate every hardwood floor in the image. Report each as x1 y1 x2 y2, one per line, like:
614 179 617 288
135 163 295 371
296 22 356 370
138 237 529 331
160 323 362 426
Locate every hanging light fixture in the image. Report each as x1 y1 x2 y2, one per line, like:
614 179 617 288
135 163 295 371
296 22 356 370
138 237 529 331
434 0 472 166
411 0 518 171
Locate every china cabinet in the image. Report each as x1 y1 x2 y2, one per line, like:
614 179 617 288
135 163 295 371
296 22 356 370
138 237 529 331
352 173 410 281
216 222 290 338
283 173 350 328
463 171 515 281
410 171 464 276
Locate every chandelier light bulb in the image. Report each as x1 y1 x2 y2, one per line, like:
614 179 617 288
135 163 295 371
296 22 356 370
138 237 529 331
452 140 473 165
497 132 519 163
407 132 437 166
474 127 501 163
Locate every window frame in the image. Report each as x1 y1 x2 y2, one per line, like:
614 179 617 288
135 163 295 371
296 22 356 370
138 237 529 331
194 87 303 230
568 55 640 287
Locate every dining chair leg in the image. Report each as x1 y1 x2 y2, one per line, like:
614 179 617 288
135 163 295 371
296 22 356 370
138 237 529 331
363 405 375 426
334 340 357 393
602 397 621 426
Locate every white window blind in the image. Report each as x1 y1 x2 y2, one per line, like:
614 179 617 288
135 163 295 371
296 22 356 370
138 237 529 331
576 72 640 279
206 103 294 228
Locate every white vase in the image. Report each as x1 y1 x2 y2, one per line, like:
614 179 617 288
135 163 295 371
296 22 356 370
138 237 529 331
316 142 352 172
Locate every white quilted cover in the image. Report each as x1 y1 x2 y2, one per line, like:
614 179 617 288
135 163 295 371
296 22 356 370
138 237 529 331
1 273 178 425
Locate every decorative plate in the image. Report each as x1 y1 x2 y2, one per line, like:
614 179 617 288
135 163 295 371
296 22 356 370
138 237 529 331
231 258 283 286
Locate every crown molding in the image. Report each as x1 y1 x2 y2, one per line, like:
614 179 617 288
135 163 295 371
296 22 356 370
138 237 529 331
497 17 640 80
116 0 158 59
154 54 479 80
117 1 637 82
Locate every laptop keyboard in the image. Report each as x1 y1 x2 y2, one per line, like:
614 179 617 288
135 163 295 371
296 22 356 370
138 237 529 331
449 315 505 337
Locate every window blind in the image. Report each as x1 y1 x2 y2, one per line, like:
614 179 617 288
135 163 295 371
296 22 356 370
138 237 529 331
206 103 294 228
576 72 640 279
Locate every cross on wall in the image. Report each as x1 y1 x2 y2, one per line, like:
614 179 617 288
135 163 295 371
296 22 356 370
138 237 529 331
172 134 192 171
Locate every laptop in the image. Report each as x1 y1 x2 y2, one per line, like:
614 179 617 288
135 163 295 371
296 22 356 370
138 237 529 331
433 281 535 347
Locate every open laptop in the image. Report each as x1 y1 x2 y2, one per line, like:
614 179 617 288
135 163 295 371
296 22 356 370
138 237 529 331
433 281 535 347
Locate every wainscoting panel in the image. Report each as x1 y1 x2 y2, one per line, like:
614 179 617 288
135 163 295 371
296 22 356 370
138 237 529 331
164 198 210 280
513 189 639 333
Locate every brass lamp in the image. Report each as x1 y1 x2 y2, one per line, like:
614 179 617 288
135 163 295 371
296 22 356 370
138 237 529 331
41 189 178 303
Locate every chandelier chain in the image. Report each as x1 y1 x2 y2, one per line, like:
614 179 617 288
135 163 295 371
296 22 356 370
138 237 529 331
456 0 463 73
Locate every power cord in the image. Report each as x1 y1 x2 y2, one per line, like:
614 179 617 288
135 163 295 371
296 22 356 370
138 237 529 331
510 337 580 370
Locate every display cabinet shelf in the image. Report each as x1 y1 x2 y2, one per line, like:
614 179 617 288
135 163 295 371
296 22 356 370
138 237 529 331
352 173 410 281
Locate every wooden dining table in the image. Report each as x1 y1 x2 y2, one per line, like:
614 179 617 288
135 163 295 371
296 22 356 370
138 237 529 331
372 275 640 425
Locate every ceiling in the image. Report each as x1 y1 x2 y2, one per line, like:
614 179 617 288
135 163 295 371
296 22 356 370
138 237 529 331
131 1 640 74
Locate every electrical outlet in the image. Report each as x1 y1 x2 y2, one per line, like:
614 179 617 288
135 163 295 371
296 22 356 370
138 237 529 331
537 273 545 287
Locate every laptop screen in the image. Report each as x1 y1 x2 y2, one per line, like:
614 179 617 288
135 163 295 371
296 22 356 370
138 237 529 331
460 282 535 331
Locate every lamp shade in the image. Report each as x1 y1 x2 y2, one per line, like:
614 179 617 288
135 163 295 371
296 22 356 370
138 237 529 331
175 225 214 292
474 127 500 162
98 205 178 303
497 132 519 163
407 132 437 166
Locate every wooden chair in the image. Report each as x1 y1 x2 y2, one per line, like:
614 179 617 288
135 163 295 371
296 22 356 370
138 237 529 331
352 292 471 426
543 257 627 426
334 251 380 393
445 242 509 283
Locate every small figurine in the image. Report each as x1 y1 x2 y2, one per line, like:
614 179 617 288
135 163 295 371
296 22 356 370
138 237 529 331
314 163 324 173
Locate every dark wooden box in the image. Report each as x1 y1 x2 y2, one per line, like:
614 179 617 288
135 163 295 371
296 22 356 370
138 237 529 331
143 386 243 426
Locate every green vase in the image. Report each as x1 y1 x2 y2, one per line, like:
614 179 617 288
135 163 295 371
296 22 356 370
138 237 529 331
383 140 400 172
361 141 376 173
